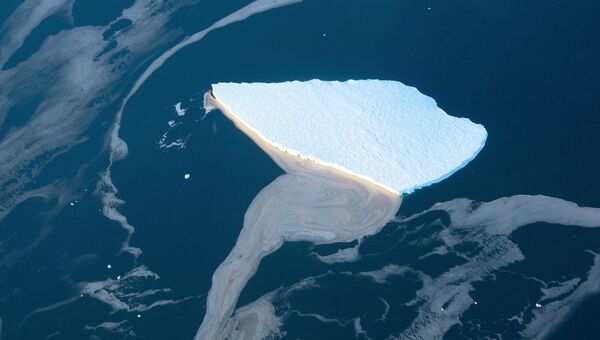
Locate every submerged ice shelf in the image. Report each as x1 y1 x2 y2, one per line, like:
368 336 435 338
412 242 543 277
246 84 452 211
209 79 487 194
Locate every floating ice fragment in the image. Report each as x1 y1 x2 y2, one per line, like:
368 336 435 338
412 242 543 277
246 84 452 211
117 275 121 280
322 33 326 37
137 314 141 318
107 264 112 269
70 202 74 206
474 301 478 305
175 102 187 116
209 80 487 194
535 303 542 308
168 120 176 127
184 174 190 180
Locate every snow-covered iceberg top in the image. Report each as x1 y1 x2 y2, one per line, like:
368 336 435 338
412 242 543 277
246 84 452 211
209 79 487 195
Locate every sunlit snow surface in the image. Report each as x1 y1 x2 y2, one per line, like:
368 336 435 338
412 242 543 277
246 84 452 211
212 80 487 194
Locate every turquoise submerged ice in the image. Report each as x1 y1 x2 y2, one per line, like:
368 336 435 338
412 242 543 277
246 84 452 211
211 79 487 194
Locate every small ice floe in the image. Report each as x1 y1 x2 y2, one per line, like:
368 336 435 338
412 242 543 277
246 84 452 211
474 301 478 305
70 202 75 206
168 120 176 127
137 314 141 318
427 7 431 10
107 264 112 269
184 173 190 180
322 33 327 37
535 303 542 308
441 307 445 311
174 102 187 116
117 275 121 280
80 294 84 298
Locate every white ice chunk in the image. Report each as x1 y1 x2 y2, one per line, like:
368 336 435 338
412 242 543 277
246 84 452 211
107 264 112 269
211 80 487 194
184 173 190 180
174 102 187 116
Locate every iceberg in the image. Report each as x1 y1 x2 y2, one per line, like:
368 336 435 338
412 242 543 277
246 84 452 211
208 79 487 194
196 79 487 339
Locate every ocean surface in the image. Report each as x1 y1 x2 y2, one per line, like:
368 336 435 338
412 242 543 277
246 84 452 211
1 0 600 339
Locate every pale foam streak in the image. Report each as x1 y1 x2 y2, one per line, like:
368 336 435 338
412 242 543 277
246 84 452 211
220 292 283 340
17 296 79 328
353 317 371 340
83 320 132 338
294 311 348 327
523 251 600 339
272 195 600 339
78 265 200 313
96 170 141 257
357 264 408 284
389 195 600 340
313 239 362 264
0 0 303 336
0 0 192 222
0 0 73 68
379 297 390 321
539 278 580 302
196 172 401 339
427 194 600 234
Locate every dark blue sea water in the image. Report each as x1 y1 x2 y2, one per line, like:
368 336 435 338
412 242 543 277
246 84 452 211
1 0 599 339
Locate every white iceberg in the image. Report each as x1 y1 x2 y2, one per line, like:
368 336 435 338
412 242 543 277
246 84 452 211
209 79 487 194
196 79 487 339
